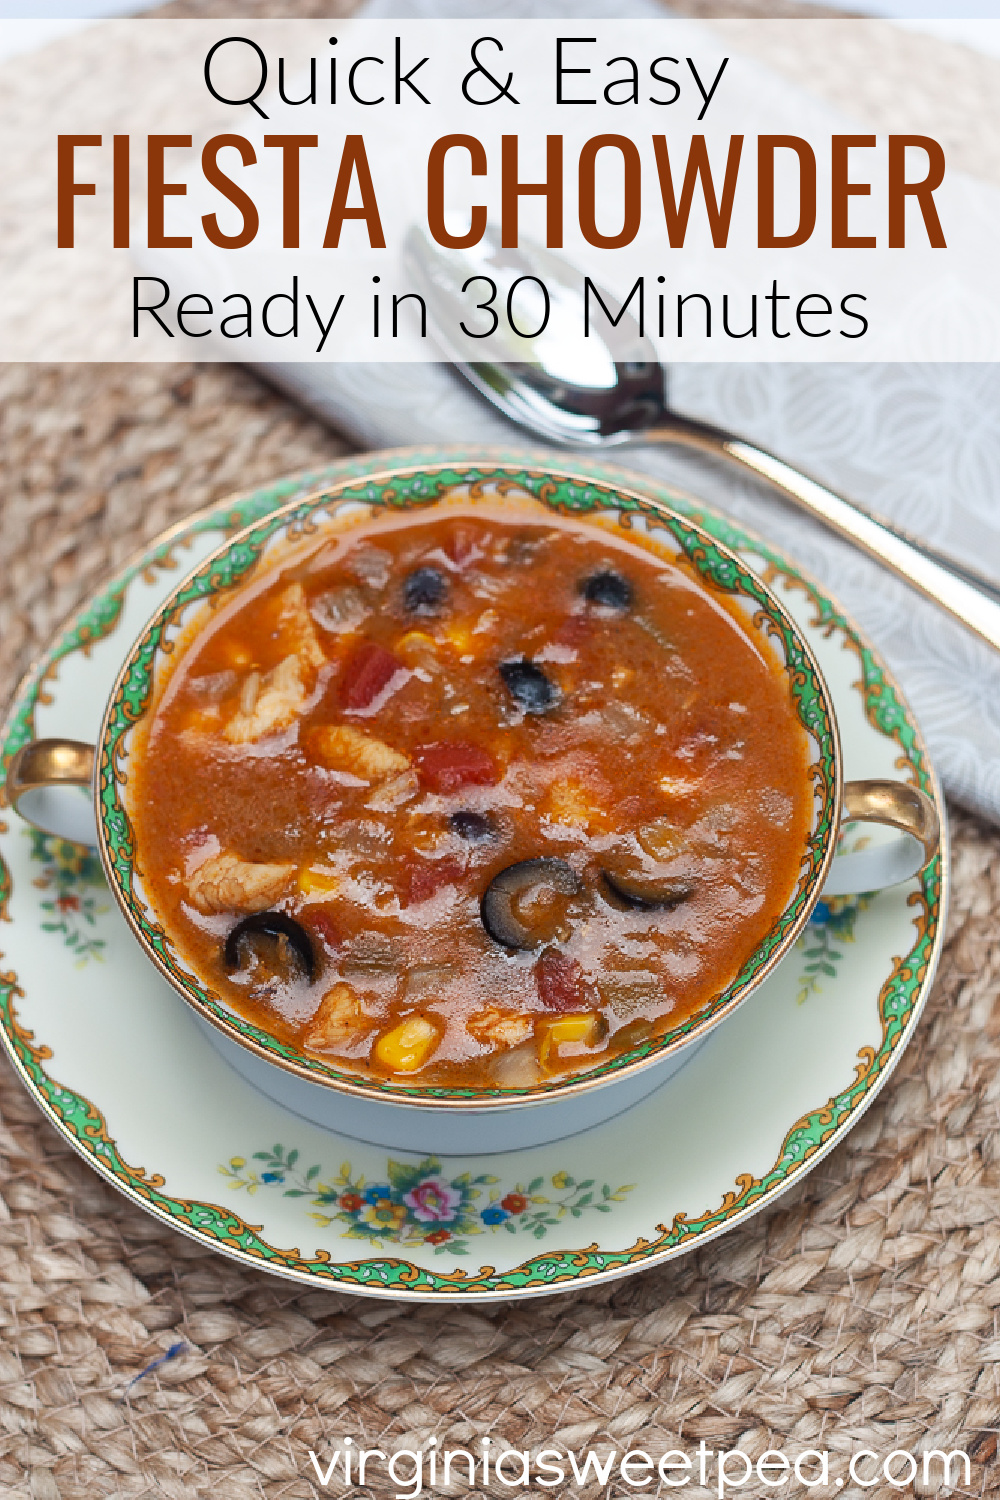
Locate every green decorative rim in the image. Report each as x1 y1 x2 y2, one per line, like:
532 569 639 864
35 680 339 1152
95 462 840 1105
0 446 945 1299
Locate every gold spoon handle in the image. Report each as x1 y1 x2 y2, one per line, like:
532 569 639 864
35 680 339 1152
642 414 1000 654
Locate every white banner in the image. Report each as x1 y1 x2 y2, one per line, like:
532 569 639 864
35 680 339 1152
3 17 997 360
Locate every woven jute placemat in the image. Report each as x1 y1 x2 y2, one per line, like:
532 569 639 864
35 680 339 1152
3 3 1000 1495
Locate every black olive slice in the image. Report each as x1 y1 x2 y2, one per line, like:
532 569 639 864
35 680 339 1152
224 912 316 981
450 810 497 842
404 565 449 615
601 868 695 912
582 570 633 610
481 858 582 951
499 658 559 715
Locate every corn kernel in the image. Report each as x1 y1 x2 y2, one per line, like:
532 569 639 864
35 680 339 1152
298 865 340 897
374 1014 440 1073
441 622 475 653
546 781 608 832
396 630 438 658
220 641 254 670
537 1012 604 1072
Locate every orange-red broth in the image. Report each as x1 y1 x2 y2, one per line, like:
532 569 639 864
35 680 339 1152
134 508 813 1090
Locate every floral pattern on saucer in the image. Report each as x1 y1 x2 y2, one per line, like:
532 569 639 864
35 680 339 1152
220 1147 636 1255
795 895 873 1005
28 830 109 966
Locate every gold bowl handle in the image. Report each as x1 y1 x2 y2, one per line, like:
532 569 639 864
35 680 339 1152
823 778 941 898
6 739 96 845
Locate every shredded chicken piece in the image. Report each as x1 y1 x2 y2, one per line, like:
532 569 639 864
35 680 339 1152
303 982 369 1051
365 769 420 812
224 655 305 743
468 1006 534 1050
276 582 327 672
187 851 296 915
311 725 410 783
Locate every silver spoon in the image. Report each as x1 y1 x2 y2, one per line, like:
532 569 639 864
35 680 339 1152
404 225 1000 654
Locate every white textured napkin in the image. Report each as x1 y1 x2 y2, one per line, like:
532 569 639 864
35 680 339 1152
257 0 1000 825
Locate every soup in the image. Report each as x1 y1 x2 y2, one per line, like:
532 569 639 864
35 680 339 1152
133 505 813 1089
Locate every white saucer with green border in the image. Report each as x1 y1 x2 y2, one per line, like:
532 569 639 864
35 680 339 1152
0 447 947 1301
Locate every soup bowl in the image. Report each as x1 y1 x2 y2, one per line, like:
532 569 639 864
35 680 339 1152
7 461 939 1152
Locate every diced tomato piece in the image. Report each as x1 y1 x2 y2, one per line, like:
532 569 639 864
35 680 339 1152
534 948 588 1012
554 615 590 651
414 740 500 794
340 641 403 711
405 856 465 905
444 524 481 567
305 908 341 952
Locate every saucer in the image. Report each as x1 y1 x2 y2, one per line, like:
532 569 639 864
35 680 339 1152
0 446 947 1301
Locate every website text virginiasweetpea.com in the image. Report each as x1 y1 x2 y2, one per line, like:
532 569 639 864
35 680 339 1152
305 1437 972 1496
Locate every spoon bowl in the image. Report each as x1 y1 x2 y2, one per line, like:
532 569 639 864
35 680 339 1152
404 224 661 444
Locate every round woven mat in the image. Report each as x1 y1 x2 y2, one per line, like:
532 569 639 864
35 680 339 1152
1 364 998 1498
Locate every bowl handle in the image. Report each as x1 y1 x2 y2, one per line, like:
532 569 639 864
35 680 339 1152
821 778 941 898
5 739 97 846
